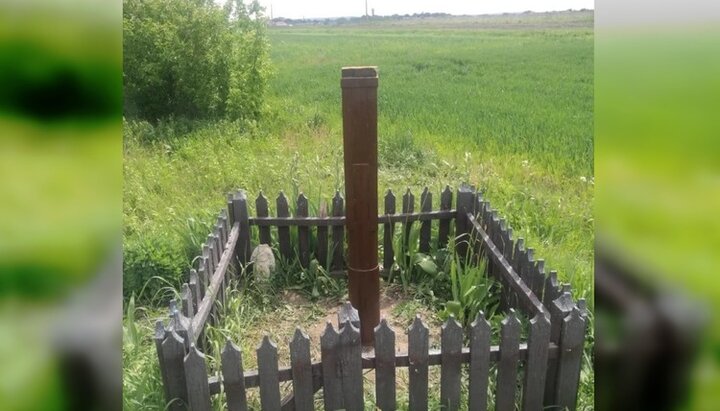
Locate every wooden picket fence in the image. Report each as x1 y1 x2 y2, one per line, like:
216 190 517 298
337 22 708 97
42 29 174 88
154 185 588 410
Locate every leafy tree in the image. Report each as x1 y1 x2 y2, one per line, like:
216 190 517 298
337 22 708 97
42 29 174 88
123 0 268 121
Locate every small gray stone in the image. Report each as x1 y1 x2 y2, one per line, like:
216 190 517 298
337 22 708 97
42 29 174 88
251 244 275 280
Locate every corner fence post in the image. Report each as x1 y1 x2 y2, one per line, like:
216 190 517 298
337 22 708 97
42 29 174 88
455 184 477 263
341 66 380 345
232 191 251 272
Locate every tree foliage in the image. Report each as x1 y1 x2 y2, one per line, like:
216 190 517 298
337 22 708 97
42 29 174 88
123 0 269 121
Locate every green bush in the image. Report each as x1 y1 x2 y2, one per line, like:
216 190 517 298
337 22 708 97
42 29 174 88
123 0 269 121
123 235 187 302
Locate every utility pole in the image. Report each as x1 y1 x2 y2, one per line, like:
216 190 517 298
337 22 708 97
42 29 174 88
365 0 368 17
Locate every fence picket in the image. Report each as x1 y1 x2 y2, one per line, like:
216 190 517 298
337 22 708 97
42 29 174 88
188 271 200 311
184 345 211 411
181 283 194 318
533 259 546 302
496 309 521 411
525 249 536 299
197 260 207 299
203 244 214 277
383 190 396 276
455 185 476 263
219 211 228 246
543 271 560 307
339 321 363 411
522 313 551 411
544 291 574 407
469 312 490 411
441 317 463 411
297 194 310 268
402 189 415 265
408 316 429 411
321 322 343 410
256 192 272 245
162 331 188 410
374 319 396 411
331 191 344 271
290 328 314 411
276 192 292 262
438 185 452 248
317 200 329 269
419 187 432 253
232 191 251 265
555 307 586 411
154 321 171 400
221 340 248 411
257 335 281 410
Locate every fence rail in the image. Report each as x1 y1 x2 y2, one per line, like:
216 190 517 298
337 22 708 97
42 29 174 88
155 306 585 411
154 185 589 410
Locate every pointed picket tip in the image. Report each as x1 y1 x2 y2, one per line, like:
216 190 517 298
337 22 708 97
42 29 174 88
339 319 360 340
536 259 545 273
258 334 277 352
297 192 308 203
188 343 205 359
257 191 267 202
526 248 535 262
181 283 191 296
292 327 310 344
422 186 429 195
154 319 166 340
277 191 288 203
470 311 490 331
222 338 241 356
321 321 338 342
442 315 462 333
566 306 586 327
554 291 575 312
162 329 185 349
530 311 551 328
168 299 178 315
333 190 343 201
408 315 428 334
577 299 588 317
502 308 521 328
374 317 395 337
443 184 452 193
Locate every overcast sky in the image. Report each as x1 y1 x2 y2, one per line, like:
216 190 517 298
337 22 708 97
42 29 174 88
258 0 595 19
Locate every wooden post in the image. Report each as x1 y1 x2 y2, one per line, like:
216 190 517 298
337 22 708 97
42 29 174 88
341 66 379 345
455 184 476 263
232 191 251 270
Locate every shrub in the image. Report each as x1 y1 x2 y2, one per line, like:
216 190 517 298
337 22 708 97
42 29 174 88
123 0 269 121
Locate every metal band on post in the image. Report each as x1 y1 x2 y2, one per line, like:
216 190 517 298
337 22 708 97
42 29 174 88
341 66 380 346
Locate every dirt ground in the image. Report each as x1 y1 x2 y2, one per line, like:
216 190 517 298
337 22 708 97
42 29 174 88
241 282 442 366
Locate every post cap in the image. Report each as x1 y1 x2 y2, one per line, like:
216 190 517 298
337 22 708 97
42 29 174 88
341 66 378 78
341 66 378 88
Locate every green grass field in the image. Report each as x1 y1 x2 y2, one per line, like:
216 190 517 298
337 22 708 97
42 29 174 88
123 11 594 409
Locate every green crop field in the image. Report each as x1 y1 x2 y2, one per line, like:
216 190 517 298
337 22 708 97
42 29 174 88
123 11 594 409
